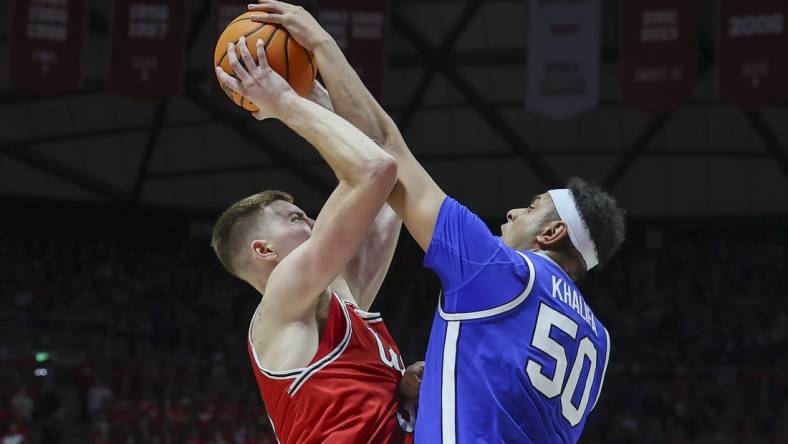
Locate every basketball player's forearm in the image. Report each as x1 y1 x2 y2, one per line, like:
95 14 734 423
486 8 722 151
313 42 407 305
312 40 397 145
279 94 395 185
307 42 442 250
347 205 402 309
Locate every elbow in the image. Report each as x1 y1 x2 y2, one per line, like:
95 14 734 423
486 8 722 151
365 154 398 190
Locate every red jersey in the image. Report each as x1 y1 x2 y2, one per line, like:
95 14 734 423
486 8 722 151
247 292 415 444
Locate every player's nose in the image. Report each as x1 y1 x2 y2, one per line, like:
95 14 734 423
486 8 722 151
507 210 517 222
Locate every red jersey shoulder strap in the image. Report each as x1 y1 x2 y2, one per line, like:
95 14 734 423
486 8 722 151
348 303 384 324
248 291 353 396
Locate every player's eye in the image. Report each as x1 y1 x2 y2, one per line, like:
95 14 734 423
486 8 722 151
289 214 299 222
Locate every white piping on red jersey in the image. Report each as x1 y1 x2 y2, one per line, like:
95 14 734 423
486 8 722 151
248 291 353 396
353 307 383 323
267 413 281 444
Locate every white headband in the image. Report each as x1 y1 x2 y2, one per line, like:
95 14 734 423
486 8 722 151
547 189 599 271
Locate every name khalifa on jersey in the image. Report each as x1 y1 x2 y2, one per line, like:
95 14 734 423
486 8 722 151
550 274 598 335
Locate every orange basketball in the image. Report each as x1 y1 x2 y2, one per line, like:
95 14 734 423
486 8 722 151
214 11 316 112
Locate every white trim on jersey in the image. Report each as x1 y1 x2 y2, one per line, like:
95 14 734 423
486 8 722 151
591 326 612 411
247 291 353 395
438 251 536 321
267 413 281 444
345 299 384 323
351 306 381 317
441 321 460 444
287 294 353 396
353 308 383 323
248 307 304 380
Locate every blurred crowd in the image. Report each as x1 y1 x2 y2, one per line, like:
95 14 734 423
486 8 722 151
582 228 788 443
0 239 275 443
1 220 786 443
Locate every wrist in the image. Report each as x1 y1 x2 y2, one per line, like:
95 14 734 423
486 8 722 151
272 91 303 120
312 34 339 56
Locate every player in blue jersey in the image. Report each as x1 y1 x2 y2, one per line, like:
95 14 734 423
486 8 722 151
350 106 626 442
406 180 625 443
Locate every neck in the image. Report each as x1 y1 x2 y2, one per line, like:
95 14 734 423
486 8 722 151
248 271 271 296
245 257 285 294
535 249 584 281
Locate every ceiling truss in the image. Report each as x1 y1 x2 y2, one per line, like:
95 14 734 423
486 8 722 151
0 0 786 204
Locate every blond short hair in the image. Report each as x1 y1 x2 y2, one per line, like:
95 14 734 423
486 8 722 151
211 190 293 277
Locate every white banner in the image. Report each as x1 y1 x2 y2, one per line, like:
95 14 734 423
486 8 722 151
526 0 601 119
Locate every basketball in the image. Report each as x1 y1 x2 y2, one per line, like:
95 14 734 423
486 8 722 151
214 11 316 112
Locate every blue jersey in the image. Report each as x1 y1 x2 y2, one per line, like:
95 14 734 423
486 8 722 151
415 197 611 444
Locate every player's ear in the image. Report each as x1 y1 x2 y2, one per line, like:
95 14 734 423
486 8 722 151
536 220 569 249
251 239 278 262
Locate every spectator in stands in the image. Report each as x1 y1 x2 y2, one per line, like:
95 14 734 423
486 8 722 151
9 387 32 425
1 422 31 444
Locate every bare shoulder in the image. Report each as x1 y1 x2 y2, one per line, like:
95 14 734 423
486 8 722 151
249 301 322 372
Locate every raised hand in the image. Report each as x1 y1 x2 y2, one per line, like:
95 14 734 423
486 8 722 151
248 1 332 51
305 80 334 111
215 35 297 121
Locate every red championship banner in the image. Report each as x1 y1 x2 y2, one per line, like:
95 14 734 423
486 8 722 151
9 0 86 94
719 0 788 107
526 0 601 119
621 0 695 112
109 0 186 98
316 0 387 99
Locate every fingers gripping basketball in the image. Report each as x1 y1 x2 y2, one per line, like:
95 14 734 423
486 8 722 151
218 37 299 121
214 11 316 112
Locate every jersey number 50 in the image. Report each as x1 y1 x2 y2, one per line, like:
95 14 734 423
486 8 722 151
526 303 604 427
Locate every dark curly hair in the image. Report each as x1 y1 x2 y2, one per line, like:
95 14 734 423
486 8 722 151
565 177 626 268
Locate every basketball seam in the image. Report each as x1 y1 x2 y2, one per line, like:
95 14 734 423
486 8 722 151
221 83 235 99
245 25 282 111
218 24 283 112
228 17 254 26
225 72 240 103
284 34 291 82
221 23 274 112
265 25 280 49
216 23 268 69
302 45 315 79
226 71 249 109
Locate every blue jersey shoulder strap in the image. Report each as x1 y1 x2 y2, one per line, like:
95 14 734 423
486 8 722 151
438 250 536 321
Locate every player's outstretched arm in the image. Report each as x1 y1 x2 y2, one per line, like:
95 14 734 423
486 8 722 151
249 1 403 308
300 46 448 252
304 75 402 311
249 0 445 253
216 37 396 321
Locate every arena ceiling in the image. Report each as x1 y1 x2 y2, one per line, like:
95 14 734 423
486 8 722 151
0 0 786 218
